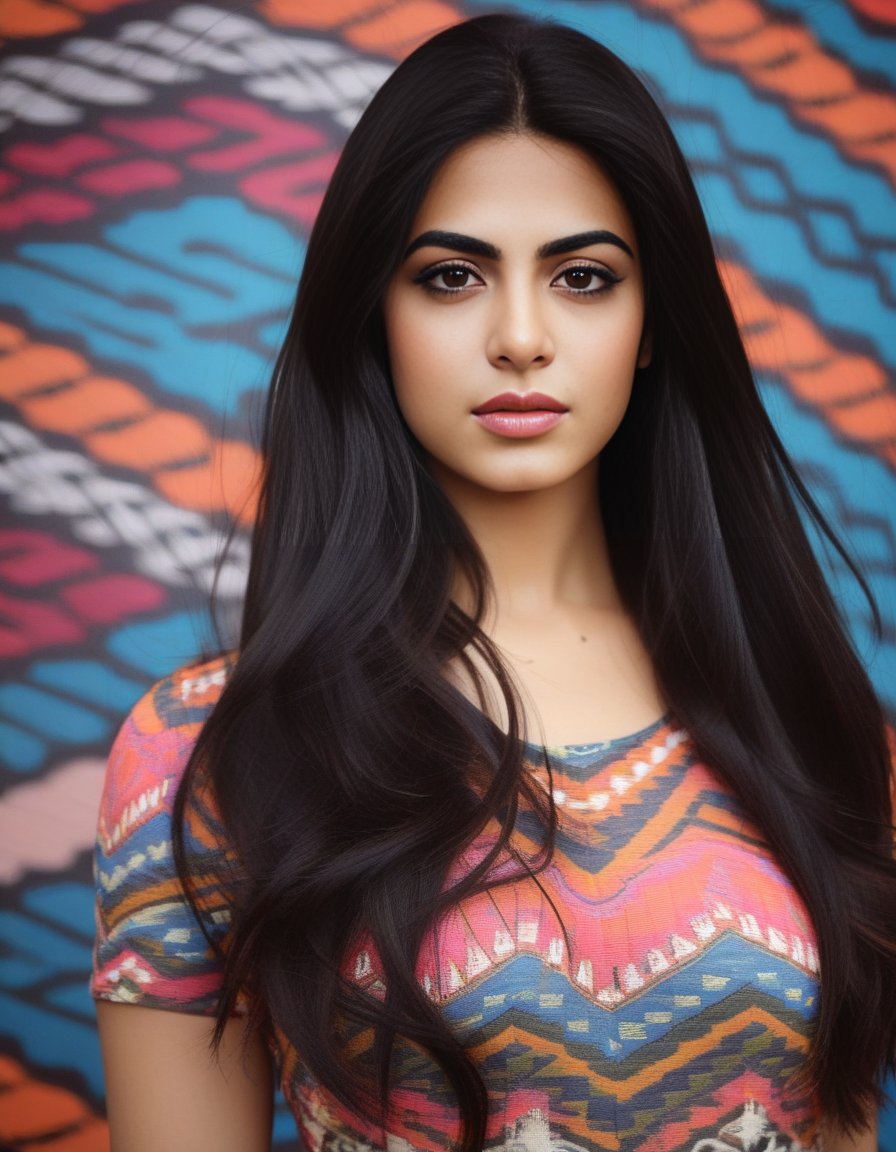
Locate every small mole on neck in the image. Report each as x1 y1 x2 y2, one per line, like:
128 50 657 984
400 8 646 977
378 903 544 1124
580 635 587 642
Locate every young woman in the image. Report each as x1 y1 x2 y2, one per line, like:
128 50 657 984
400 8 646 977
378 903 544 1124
91 13 896 1152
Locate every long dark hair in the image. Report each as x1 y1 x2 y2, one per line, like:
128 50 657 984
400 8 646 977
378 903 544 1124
173 13 895 1146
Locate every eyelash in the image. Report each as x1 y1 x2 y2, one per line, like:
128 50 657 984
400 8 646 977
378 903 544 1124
413 261 622 298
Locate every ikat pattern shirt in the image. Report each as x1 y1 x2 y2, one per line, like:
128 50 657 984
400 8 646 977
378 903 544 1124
91 655 827 1151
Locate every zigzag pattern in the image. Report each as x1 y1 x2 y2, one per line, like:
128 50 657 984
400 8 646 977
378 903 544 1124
636 0 896 185
105 663 823 1150
0 1 893 1148
0 422 250 596
0 321 261 524
0 95 340 231
0 6 393 132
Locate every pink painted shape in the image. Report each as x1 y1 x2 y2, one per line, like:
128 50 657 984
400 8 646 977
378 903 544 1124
240 153 338 226
77 159 181 196
5 135 120 177
0 530 98 586
0 758 106 884
102 114 219 151
0 593 84 658
186 96 324 171
0 189 95 230
60 573 166 624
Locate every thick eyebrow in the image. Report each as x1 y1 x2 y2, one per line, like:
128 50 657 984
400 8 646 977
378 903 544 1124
401 228 634 262
539 230 634 260
403 230 498 261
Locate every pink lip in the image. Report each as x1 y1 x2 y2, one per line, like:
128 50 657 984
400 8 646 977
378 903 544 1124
474 411 565 437
472 391 568 438
472 391 567 414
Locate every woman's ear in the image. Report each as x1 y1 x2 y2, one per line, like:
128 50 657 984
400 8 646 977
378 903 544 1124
637 326 652 369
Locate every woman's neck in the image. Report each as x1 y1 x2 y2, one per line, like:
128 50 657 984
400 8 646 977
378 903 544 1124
433 458 622 625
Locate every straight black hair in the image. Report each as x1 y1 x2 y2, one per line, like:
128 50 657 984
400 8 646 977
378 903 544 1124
173 13 896 1149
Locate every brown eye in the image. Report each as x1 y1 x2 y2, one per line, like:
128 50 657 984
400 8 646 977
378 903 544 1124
561 267 597 290
553 264 621 296
415 263 483 295
439 267 472 289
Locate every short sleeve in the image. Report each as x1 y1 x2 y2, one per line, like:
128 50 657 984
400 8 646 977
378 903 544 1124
90 659 243 1016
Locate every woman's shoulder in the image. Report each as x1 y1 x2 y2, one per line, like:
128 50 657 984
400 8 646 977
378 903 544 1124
121 650 236 747
92 651 241 1012
98 651 237 859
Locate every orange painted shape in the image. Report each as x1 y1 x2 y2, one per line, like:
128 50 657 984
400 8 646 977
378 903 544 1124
787 357 886 406
0 1055 26 1085
699 24 810 67
259 0 379 28
847 137 896 183
718 262 774 327
799 90 896 140
847 0 896 21
156 439 260 524
0 1079 90 1140
676 0 763 39
725 289 773 332
347 1 462 56
754 304 833 368
40 1117 110 1152
21 377 152 435
828 394 896 440
0 322 27 351
0 344 89 398
85 410 212 470
640 0 690 10
751 51 856 101
0 0 80 37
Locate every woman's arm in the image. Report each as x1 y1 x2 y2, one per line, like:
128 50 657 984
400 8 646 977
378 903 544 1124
97 1002 274 1152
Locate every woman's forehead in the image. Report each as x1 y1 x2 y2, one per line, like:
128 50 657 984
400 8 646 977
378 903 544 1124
408 133 637 255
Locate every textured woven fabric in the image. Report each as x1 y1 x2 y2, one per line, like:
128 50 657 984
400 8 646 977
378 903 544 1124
91 656 825 1151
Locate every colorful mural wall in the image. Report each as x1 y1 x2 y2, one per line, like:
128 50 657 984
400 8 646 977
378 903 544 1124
0 0 894 1148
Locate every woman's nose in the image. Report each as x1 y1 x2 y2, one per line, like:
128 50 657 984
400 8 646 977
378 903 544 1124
485 283 555 370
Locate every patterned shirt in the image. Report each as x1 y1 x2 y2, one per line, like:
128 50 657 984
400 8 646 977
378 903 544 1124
92 654 827 1151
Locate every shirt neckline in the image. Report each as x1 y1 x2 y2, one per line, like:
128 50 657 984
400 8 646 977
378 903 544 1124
518 710 675 759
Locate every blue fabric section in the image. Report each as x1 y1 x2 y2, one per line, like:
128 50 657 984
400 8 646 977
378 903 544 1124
439 938 819 1061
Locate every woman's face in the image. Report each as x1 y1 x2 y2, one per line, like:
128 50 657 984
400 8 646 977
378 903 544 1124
383 132 649 499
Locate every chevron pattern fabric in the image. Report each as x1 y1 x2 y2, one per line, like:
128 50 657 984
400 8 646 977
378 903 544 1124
93 659 825 1151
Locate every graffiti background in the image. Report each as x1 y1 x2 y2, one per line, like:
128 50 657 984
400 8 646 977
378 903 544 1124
0 0 894 1148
